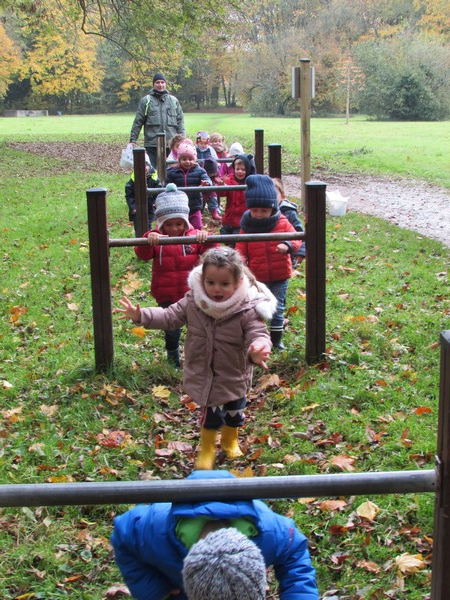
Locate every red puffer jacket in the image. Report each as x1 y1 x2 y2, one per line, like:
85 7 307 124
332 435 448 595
134 228 211 304
236 215 301 283
220 173 247 227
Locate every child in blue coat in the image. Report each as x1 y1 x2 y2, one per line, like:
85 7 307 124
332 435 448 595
111 470 319 600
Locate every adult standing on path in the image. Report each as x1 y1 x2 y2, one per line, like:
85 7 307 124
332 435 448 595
129 73 185 167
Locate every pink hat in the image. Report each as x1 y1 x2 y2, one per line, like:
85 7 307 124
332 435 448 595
177 142 196 160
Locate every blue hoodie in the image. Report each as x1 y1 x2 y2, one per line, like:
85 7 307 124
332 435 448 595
111 470 318 600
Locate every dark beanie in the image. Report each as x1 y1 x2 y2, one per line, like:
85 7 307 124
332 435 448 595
245 174 278 211
153 73 166 84
233 154 256 179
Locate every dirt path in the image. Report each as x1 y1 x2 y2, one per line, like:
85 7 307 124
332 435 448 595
8 141 450 248
284 173 450 248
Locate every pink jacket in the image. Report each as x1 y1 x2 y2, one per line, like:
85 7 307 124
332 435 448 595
138 268 276 406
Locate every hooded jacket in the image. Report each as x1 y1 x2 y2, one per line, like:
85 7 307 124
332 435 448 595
111 470 319 600
220 154 256 227
130 89 185 149
134 227 212 304
137 265 276 406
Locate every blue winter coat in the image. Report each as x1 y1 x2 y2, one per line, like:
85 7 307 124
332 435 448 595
165 165 212 214
111 470 319 600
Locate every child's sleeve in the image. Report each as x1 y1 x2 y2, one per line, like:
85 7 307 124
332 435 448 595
199 168 212 186
111 507 175 600
134 231 156 261
140 297 188 330
273 524 319 600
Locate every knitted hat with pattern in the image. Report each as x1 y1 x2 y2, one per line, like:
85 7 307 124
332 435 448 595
155 183 190 229
182 528 266 600
245 174 278 211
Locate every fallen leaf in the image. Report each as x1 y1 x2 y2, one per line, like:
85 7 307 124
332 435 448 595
152 385 171 399
319 499 347 512
394 553 425 574
356 500 381 521
329 454 355 472
131 327 146 338
252 373 280 394
2 380 13 389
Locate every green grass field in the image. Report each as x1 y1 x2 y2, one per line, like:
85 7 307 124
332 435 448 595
0 114 449 599
2 112 449 186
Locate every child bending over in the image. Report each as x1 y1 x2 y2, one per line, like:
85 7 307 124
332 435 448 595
111 470 319 600
115 247 276 469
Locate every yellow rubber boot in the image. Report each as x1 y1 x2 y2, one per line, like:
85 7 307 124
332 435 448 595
194 428 218 470
221 426 243 459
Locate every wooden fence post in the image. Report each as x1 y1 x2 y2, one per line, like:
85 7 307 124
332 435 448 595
254 129 264 173
86 188 114 372
305 181 326 364
300 58 311 208
133 148 148 238
156 133 166 182
268 144 282 179
431 330 450 600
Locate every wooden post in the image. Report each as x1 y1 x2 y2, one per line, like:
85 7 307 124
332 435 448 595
133 148 148 238
268 144 282 179
156 133 166 182
86 188 114 372
431 330 450 600
305 181 326 364
300 59 312 208
254 129 264 174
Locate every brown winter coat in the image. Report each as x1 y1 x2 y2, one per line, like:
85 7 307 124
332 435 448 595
138 270 275 406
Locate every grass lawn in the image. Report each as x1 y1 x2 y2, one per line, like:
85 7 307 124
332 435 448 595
0 114 449 599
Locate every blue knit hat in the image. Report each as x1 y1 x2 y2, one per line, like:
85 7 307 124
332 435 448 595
245 174 278 211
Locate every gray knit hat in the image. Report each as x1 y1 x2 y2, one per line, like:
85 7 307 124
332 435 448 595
155 183 190 229
182 528 267 600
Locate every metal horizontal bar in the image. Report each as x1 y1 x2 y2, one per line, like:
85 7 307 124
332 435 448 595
0 470 436 508
147 185 246 194
109 232 305 248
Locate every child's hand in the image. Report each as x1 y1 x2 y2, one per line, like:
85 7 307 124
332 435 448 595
113 296 141 323
249 341 271 370
276 243 289 255
147 232 167 246
215 177 224 185
200 180 210 186
195 230 208 243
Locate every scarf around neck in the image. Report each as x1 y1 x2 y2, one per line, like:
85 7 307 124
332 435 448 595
240 210 281 234
187 266 277 321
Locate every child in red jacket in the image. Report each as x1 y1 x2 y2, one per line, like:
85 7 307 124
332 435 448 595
219 153 256 245
134 183 210 367
236 175 302 350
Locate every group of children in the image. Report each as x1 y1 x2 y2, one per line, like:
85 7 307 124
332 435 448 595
113 134 318 599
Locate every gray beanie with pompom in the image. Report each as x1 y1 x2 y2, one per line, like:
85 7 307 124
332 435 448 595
155 183 190 229
182 528 267 600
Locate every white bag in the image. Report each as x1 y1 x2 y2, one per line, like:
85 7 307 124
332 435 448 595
120 143 134 169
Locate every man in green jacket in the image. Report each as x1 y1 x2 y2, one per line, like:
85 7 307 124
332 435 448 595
130 73 185 167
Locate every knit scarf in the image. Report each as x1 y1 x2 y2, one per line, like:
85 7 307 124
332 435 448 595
240 210 281 234
188 266 277 322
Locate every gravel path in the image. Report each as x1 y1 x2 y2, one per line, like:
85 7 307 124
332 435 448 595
284 173 450 248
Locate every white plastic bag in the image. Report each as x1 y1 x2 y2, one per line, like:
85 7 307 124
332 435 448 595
120 144 134 169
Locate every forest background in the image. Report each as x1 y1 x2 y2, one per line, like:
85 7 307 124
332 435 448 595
0 0 450 121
